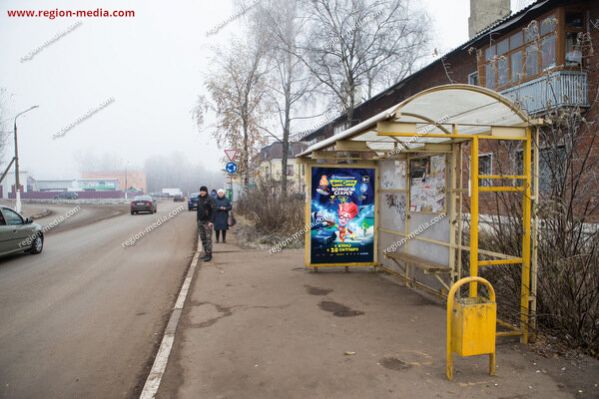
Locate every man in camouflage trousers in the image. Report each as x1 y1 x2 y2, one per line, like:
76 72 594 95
196 186 215 262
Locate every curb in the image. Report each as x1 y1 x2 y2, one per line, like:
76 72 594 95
139 237 203 399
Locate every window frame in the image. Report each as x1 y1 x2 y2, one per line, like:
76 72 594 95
480 9 564 90
478 153 493 187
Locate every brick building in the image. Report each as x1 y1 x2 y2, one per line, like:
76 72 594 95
301 0 599 218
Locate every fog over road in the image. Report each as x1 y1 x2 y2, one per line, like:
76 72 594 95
0 201 196 399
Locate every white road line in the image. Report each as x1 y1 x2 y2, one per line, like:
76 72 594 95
139 238 203 399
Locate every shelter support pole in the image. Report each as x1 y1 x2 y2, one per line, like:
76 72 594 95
469 137 479 298
449 143 458 283
457 143 463 281
520 128 532 344
530 126 540 340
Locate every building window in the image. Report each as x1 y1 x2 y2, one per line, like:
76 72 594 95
565 11 585 67
287 165 294 176
541 34 556 69
566 32 582 66
468 71 479 86
511 50 523 82
479 153 493 186
498 57 508 86
525 44 539 77
516 146 566 193
485 62 496 90
481 12 559 89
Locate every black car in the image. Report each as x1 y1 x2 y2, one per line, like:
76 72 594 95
54 191 78 200
173 194 185 202
131 195 157 215
188 193 199 211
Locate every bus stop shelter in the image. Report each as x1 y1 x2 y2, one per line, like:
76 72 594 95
298 84 541 343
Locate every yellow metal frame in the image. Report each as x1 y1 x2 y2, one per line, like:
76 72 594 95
446 276 496 380
468 128 532 344
298 84 538 349
304 162 379 271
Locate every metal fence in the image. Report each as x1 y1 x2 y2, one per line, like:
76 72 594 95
502 70 589 115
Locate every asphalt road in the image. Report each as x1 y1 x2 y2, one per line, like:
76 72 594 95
0 200 197 399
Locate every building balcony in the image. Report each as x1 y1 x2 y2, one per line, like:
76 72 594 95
501 70 589 116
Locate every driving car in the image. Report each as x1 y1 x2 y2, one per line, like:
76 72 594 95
188 192 199 211
130 195 157 215
173 194 185 202
0 206 44 257
54 191 78 200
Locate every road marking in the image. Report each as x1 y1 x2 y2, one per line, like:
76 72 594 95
140 238 203 399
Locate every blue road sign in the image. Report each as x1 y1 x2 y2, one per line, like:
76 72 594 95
225 161 238 174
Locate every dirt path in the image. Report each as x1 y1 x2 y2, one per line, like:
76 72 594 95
157 235 599 399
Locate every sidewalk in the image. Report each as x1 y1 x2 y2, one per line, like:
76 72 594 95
157 237 599 399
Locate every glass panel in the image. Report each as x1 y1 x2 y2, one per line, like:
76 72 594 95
511 50 523 82
498 57 508 86
485 45 496 61
566 12 584 29
510 31 523 49
566 32 582 66
541 34 556 69
524 22 539 42
526 45 539 77
497 38 509 55
540 16 557 35
485 62 496 89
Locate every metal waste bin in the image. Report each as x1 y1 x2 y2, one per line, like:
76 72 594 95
446 276 496 380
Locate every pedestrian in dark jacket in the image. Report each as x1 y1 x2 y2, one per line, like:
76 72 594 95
213 188 232 243
197 186 215 261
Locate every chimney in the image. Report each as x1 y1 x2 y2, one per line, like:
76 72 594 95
468 0 511 39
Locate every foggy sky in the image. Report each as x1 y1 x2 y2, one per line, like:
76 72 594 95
0 0 529 180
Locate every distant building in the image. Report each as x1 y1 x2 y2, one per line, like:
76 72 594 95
256 142 308 193
30 178 120 192
81 170 147 193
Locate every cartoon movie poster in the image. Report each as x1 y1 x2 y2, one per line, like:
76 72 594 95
310 167 376 264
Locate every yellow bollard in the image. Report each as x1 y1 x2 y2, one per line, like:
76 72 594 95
446 276 496 380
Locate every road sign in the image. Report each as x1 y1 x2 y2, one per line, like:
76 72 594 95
225 161 238 174
225 149 239 162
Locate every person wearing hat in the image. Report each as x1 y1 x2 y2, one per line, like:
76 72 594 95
213 188 232 243
197 186 215 261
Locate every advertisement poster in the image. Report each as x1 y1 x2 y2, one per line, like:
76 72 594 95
310 166 376 265
409 155 446 213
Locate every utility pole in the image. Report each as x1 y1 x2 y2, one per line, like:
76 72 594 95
13 105 39 213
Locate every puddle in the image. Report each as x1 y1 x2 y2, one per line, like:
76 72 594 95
305 285 333 296
380 357 411 371
319 301 364 317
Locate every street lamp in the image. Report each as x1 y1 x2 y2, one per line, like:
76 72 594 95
14 105 39 213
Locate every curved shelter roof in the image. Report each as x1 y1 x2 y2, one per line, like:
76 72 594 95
298 84 532 157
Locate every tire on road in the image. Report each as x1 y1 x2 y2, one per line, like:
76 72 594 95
30 234 44 255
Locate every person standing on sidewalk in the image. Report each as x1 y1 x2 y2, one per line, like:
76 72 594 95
197 186 215 262
213 188 232 243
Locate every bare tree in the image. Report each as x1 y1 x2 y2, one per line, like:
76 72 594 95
194 34 271 188
251 0 317 196
294 0 430 124
479 30 599 355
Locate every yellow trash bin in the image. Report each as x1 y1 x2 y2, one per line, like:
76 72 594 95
446 277 496 380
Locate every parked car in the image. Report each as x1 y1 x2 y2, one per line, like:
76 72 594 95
0 206 44 257
130 195 157 215
54 191 78 200
173 194 185 202
188 193 199 211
